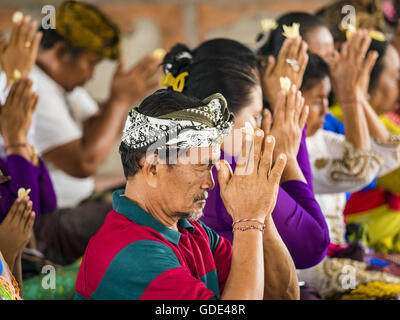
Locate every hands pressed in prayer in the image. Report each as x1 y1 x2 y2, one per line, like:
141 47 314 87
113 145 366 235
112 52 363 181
216 128 287 222
261 86 308 184
110 54 162 106
0 15 42 85
0 196 35 272
0 79 39 164
331 30 374 103
263 87 308 161
337 30 393 145
261 37 309 107
391 20 400 60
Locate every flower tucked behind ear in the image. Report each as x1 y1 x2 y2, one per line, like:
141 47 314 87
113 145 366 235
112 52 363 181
280 77 291 95
261 19 278 33
282 23 300 39
153 48 166 60
18 188 31 199
12 11 23 24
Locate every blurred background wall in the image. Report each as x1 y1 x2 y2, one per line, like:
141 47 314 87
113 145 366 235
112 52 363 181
0 0 332 184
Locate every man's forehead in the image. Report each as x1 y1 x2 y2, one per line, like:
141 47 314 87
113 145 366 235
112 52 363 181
185 146 221 164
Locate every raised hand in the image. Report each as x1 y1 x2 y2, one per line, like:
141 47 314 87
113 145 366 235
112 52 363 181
262 37 309 107
0 78 38 146
110 54 161 106
216 128 287 222
0 196 35 270
267 86 308 162
0 15 42 84
331 29 373 103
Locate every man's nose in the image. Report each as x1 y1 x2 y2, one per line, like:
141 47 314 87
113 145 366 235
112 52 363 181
201 170 215 190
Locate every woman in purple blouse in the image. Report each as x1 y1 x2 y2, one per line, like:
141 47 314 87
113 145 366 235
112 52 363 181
0 79 57 223
0 78 57 288
161 39 329 269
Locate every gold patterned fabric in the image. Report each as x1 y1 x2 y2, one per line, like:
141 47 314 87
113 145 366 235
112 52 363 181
317 0 385 41
298 257 400 298
55 1 120 59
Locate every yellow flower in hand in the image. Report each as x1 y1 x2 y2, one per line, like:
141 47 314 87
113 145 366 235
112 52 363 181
18 188 31 199
282 23 300 39
280 77 291 94
261 19 278 33
12 11 23 24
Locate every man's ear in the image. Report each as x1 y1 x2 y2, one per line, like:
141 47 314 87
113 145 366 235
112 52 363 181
142 153 159 188
53 41 73 65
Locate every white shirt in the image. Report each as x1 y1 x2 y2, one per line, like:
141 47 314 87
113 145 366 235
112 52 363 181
305 129 400 245
306 129 400 194
0 66 99 208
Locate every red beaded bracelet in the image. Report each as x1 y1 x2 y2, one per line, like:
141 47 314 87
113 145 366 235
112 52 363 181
233 225 265 232
232 218 265 227
4 142 29 151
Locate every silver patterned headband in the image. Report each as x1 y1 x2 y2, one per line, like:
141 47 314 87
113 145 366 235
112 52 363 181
121 93 235 150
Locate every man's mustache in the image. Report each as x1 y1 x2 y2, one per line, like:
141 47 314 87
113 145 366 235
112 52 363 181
194 192 208 202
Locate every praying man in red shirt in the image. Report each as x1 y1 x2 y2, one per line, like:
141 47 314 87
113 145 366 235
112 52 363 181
75 89 299 300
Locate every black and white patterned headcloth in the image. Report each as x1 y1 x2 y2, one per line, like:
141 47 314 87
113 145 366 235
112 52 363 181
121 93 235 150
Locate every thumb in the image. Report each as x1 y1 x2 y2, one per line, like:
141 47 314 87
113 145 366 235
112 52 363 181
363 50 378 75
265 55 276 75
261 108 272 134
114 59 125 77
0 36 6 65
0 36 6 53
216 159 232 191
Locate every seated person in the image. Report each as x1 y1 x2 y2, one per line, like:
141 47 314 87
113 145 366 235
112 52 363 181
0 79 56 222
0 1 160 208
75 89 299 300
0 251 22 300
298 33 400 298
160 39 330 270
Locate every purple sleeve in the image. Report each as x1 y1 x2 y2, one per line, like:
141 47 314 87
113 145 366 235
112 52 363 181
0 155 57 222
201 136 330 269
297 126 313 190
275 180 329 268
202 176 329 269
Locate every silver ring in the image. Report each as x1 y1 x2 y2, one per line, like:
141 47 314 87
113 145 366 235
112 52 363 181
285 58 299 72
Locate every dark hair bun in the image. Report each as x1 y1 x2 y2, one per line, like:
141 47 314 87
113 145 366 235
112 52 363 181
162 43 193 76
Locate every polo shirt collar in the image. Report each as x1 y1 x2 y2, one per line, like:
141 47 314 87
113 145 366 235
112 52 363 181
112 189 195 245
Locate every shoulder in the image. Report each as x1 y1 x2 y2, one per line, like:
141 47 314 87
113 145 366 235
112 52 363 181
77 211 182 299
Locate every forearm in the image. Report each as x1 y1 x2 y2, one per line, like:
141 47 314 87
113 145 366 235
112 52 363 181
221 225 264 300
296 127 313 187
361 97 391 143
44 97 130 177
341 101 370 151
81 97 129 166
280 157 307 184
12 254 23 292
263 215 299 300
273 182 330 268
3 135 38 167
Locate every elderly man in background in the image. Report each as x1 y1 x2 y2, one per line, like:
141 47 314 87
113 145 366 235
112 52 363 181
75 89 299 300
0 0 161 266
31 0 160 208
